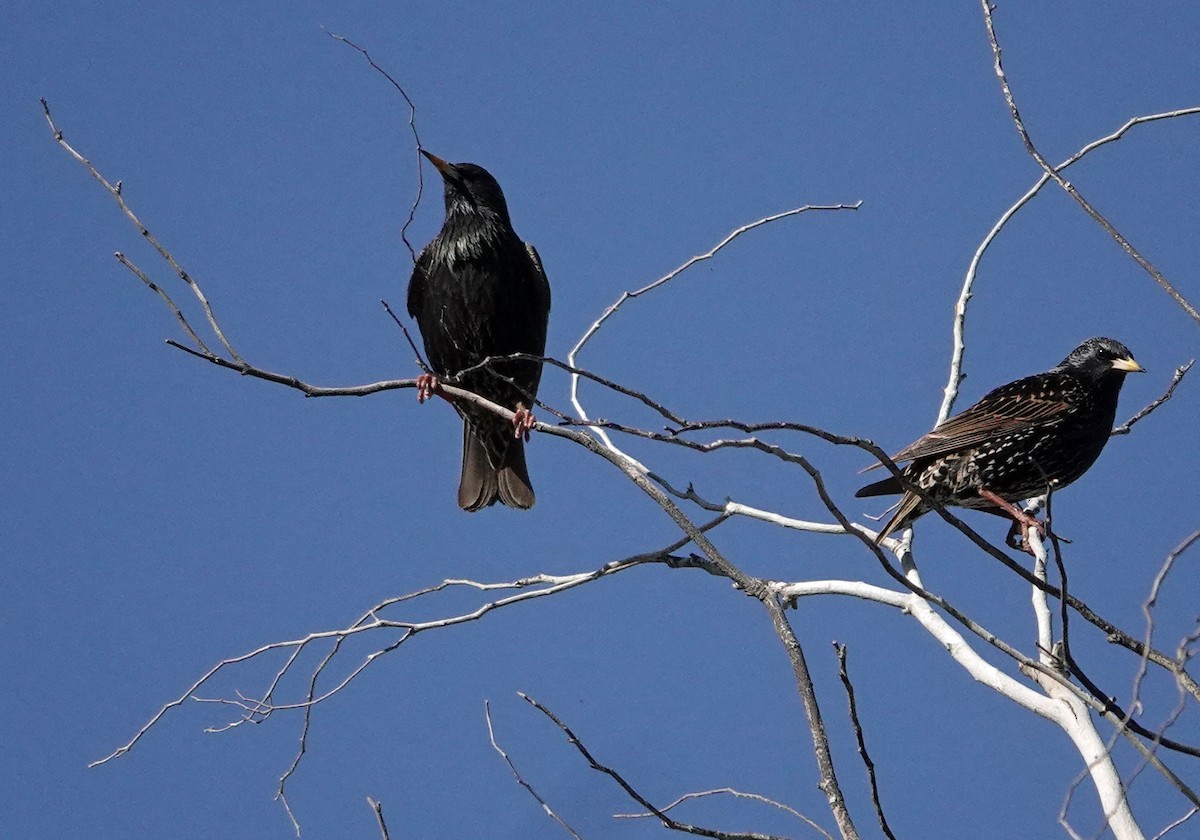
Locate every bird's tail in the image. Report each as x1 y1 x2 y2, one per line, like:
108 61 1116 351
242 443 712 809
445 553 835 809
458 423 535 511
872 491 923 545
496 439 535 510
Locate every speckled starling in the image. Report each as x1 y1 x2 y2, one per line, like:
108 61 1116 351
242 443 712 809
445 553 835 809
857 337 1144 545
407 152 551 511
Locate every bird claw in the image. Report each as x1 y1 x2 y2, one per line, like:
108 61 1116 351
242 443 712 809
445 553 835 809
512 404 536 441
978 487 1047 555
416 373 440 404
1004 516 1046 556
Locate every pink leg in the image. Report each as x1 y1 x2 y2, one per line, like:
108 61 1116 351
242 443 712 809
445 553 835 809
416 373 456 405
511 403 536 441
979 487 1045 554
416 373 439 404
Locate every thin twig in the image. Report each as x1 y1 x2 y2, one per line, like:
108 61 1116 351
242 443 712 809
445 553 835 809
486 700 585 839
1112 361 1194 435
1152 808 1198 840
979 2 1200 327
381 298 431 374
114 252 213 355
833 644 896 840
323 29 425 263
367 797 391 840
89 519 726 771
940 108 1200 421
41 98 245 363
1056 533 1200 762
520 693 794 840
566 202 862 458
1133 529 1200 718
616 788 833 840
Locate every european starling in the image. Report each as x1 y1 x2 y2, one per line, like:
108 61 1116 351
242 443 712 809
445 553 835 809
857 337 1144 546
407 152 551 511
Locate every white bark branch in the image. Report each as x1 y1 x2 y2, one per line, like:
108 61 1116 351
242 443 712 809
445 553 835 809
940 108 1200 422
979 2 1200 329
566 202 861 463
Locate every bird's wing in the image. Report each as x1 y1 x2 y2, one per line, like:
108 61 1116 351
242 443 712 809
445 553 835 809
407 247 432 320
524 242 552 323
885 373 1075 464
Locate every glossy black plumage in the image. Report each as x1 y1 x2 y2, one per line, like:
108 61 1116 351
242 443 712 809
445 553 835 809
407 152 551 511
857 337 1144 544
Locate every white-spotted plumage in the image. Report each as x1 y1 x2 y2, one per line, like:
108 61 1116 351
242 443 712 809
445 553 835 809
858 337 1144 543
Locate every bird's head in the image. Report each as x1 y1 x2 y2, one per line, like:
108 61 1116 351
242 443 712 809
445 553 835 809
1058 337 1145 382
421 151 513 227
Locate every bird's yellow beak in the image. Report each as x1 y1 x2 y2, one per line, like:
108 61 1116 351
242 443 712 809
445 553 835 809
420 149 454 178
1111 355 1146 373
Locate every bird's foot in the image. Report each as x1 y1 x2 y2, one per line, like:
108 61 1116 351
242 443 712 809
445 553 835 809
979 487 1046 555
416 373 449 404
512 403 536 441
1004 517 1047 555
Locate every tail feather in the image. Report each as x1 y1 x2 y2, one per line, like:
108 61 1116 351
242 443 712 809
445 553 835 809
855 475 903 498
873 491 923 545
497 440 535 509
458 424 499 511
457 422 535 512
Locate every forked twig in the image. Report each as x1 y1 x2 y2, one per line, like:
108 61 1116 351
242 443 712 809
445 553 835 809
486 701 584 839
834 643 896 840
615 788 833 840
520 692 793 840
1112 361 1194 436
980 1 1200 327
41 98 245 363
567 202 862 460
323 29 426 263
940 108 1200 422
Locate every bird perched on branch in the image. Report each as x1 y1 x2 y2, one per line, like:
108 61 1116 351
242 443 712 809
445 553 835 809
407 151 551 511
857 337 1144 548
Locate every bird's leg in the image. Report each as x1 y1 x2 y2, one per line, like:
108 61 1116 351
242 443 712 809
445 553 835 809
416 373 438 403
978 487 1045 554
416 373 454 405
1003 519 1028 552
511 402 536 441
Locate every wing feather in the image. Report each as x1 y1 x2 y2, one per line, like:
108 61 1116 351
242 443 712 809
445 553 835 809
873 372 1076 467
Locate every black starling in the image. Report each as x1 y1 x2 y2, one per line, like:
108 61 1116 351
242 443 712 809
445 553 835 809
857 337 1144 546
407 152 551 511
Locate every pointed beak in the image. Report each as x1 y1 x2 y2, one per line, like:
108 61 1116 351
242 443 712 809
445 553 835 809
1111 355 1146 373
420 149 455 179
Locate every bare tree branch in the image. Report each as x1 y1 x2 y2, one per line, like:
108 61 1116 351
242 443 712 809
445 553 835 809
1112 361 1195 436
520 693 797 840
979 2 1200 327
940 108 1200 421
1151 807 1198 840
1021 530 1146 840
49 56 1198 839
367 797 391 840
833 644 897 840
38 110 1193 711
322 29 426 263
566 202 862 461
87 538 708 768
486 700 585 840
41 98 245 362
616 789 833 840
114 252 214 355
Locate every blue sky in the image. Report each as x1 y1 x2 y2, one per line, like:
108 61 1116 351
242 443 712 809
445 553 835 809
5 3 1200 838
